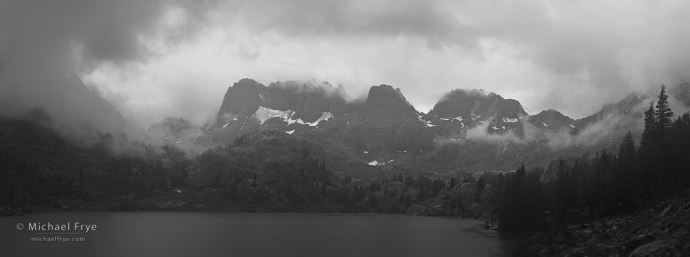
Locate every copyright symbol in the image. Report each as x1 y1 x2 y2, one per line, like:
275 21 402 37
16 223 24 231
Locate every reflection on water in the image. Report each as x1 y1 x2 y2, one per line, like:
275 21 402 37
0 212 512 257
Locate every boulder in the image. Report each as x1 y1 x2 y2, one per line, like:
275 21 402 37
629 240 666 257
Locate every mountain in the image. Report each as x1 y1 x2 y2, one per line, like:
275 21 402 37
216 78 267 118
567 92 647 140
428 89 527 126
575 92 646 127
197 79 364 146
364 84 418 122
528 109 575 131
197 79 656 178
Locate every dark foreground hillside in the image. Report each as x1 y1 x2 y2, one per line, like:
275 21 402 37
521 189 690 257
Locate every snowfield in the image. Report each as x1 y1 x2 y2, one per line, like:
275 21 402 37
254 106 333 127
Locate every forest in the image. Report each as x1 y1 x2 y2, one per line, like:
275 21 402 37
493 85 690 235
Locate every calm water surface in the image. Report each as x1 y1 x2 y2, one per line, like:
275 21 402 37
1 212 512 257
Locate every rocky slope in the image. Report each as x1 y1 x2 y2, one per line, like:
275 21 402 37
525 190 690 257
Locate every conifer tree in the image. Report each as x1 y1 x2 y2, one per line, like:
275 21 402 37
654 85 673 194
655 85 674 132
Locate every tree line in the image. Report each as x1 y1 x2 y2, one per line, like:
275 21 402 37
496 85 690 234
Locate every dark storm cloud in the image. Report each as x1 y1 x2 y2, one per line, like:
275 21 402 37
219 0 690 117
3 0 690 132
0 0 220 70
228 0 475 47
0 0 222 138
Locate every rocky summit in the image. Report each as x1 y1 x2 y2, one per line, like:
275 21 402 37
364 84 417 122
194 78 655 176
428 89 526 126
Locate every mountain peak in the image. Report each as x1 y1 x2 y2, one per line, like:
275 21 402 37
364 85 417 121
596 91 646 117
529 109 574 129
429 89 526 123
217 79 267 118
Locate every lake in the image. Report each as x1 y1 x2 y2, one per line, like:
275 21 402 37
0 212 512 257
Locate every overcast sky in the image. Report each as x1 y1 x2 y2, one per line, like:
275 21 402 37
2 0 690 127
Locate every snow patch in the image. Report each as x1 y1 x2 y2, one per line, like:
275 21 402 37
502 126 506 130
502 117 518 123
254 106 333 127
288 112 333 127
367 159 394 166
285 130 295 135
364 151 368 154
417 114 436 127
254 106 294 124
440 116 463 122
223 122 230 128
570 124 576 128
542 122 548 127
491 126 499 130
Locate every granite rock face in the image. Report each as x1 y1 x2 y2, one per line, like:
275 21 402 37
364 84 417 122
217 78 266 118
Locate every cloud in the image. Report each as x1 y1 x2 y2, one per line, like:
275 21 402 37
3 0 690 132
455 101 646 151
465 119 526 144
0 0 223 131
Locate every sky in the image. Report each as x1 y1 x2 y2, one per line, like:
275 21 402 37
2 0 690 128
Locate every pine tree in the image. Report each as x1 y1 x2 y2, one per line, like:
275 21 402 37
654 85 673 194
655 85 674 132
